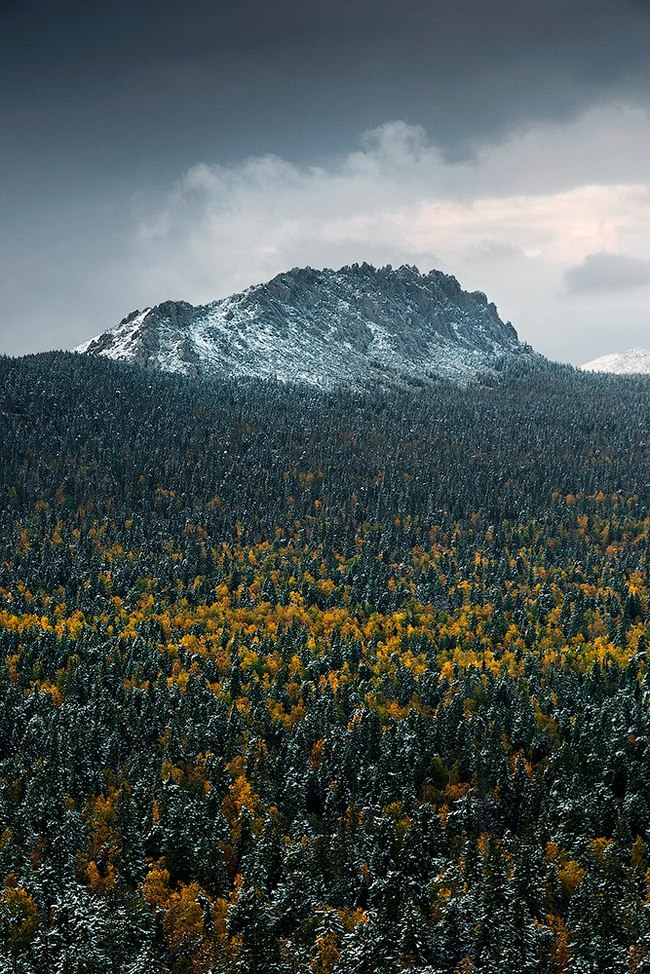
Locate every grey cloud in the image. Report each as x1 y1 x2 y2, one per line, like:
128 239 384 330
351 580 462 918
564 252 650 292
465 240 528 263
3 0 650 189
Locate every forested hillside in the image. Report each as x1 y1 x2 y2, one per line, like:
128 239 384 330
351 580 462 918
0 351 648 973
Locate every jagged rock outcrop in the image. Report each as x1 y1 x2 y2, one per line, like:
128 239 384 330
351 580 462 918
76 263 529 387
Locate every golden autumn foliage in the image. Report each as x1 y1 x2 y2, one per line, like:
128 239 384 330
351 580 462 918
313 932 341 972
2 884 40 948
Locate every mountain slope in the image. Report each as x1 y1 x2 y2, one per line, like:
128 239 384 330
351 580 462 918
75 263 527 387
581 347 650 375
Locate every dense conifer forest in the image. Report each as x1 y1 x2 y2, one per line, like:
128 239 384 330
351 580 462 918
0 350 648 973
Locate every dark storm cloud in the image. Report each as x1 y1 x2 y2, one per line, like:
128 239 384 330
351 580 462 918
3 0 650 185
565 252 650 292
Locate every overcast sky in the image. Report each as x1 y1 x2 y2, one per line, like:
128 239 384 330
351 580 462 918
2 0 650 364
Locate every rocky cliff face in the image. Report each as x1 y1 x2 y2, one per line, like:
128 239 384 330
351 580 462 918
76 263 527 387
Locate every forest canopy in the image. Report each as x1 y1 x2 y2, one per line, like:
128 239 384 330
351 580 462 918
0 351 648 973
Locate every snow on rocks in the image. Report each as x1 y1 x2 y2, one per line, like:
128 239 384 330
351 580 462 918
74 263 529 388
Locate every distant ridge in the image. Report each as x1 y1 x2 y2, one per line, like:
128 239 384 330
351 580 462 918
75 263 531 388
581 347 650 375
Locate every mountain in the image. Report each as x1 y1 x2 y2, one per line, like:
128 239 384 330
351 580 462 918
581 347 650 375
75 263 528 387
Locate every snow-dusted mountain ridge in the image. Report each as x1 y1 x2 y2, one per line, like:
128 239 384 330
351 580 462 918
581 347 650 375
76 263 529 387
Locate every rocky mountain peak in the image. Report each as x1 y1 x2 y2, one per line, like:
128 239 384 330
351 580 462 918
75 263 527 388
